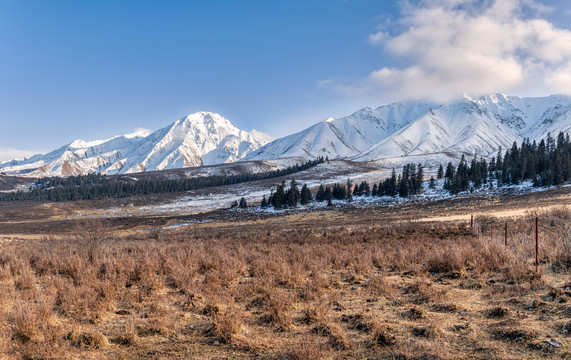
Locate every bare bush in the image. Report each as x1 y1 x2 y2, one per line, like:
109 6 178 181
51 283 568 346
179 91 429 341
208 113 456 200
73 219 112 263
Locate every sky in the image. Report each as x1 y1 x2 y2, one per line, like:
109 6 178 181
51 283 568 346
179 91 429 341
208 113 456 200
2 0 571 161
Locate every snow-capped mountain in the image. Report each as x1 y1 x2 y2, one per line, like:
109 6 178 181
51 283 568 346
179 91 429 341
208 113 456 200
246 94 571 162
0 112 273 177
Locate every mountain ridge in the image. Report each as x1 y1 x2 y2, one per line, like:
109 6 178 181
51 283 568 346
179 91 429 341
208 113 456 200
2 94 571 178
246 93 571 163
0 112 272 177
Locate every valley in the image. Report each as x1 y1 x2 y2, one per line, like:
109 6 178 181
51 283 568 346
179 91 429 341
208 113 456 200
0 181 570 359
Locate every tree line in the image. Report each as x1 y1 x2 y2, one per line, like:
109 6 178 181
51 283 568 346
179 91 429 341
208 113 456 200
442 131 571 194
257 162 425 209
0 157 325 202
252 131 570 209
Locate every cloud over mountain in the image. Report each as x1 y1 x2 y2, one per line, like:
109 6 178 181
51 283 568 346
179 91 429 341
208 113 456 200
323 0 571 102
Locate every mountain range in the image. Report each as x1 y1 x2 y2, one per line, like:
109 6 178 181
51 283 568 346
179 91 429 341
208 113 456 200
0 112 272 177
246 94 571 162
2 94 571 177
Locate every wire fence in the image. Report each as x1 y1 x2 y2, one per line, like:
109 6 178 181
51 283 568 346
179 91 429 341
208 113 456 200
471 213 571 274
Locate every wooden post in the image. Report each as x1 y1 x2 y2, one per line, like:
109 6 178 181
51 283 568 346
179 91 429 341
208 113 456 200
535 217 539 272
491 225 493 243
504 222 508 247
471 214 473 228
481 225 484 242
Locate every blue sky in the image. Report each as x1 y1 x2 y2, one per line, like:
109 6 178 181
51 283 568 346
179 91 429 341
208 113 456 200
2 0 571 160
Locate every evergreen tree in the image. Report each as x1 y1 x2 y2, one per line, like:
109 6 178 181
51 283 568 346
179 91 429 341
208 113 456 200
300 184 312 205
325 187 332 205
287 179 300 207
346 179 353 201
437 164 444 179
239 197 247 208
316 184 325 202
415 164 424 193
272 181 286 209
445 162 455 178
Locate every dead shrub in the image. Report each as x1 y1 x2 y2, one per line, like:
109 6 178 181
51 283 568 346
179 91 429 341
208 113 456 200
372 323 396 346
286 335 329 360
14 265 36 291
301 303 328 325
69 331 110 350
312 321 353 350
487 306 510 318
368 272 397 298
412 322 441 338
426 245 466 274
11 299 54 343
261 290 293 329
403 278 444 304
340 313 372 332
207 306 245 344
403 307 425 320
114 323 138 346
73 219 112 264
432 303 459 313
493 328 537 342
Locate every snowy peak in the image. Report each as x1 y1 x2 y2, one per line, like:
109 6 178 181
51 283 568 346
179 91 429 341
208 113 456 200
0 111 273 177
247 94 571 163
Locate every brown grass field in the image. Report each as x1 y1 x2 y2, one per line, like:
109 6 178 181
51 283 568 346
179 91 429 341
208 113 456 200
0 186 570 359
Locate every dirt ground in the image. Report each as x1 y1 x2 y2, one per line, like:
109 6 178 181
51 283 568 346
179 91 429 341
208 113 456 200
0 186 570 359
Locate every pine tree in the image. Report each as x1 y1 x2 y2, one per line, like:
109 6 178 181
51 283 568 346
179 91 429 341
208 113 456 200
300 184 312 205
316 184 325 202
437 164 444 179
260 195 267 208
346 179 353 201
287 179 300 207
239 197 247 208
445 162 455 179
272 181 286 209
415 164 424 193
429 176 436 189
324 187 332 203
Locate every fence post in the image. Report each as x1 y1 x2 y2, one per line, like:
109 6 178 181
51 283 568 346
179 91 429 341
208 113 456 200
471 214 473 228
481 225 484 242
491 225 493 243
504 222 507 247
535 217 539 272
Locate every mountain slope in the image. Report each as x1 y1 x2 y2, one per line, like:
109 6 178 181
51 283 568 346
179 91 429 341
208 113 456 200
245 101 435 160
247 94 571 163
0 112 272 177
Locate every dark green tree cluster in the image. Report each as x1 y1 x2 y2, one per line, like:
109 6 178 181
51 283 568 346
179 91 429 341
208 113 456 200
0 158 325 202
262 180 312 209
353 181 371 196
314 182 351 203
442 155 488 194
495 132 571 187
442 131 571 194
370 164 423 197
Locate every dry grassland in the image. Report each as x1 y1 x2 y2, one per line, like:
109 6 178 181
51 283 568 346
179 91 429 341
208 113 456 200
0 188 570 359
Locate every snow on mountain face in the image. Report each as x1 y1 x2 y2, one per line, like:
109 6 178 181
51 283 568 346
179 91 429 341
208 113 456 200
246 94 571 163
245 101 435 160
0 112 272 177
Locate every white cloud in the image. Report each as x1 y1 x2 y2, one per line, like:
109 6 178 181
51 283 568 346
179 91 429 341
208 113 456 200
324 0 571 102
0 148 36 163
